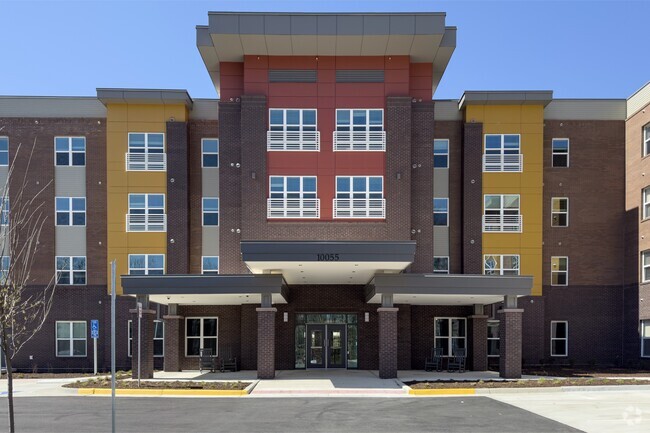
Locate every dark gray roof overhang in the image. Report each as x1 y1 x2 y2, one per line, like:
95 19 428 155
459 91 553 110
196 12 456 97
97 88 193 109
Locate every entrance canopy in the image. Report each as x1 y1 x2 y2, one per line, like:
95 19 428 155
241 240 416 285
367 273 533 305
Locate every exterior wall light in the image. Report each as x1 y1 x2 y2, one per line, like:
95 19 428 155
364 312 369 322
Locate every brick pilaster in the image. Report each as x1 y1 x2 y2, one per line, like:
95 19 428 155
378 307 398 379
498 308 524 379
162 315 183 372
130 309 156 379
256 307 276 379
469 315 488 371
166 121 189 274
462 122 483 274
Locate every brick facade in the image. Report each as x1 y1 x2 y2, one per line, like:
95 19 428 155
377 307 398 378
166 121 189 274
130 309 156 379
257 308 277 379
498 309 523 378
462 122 483 274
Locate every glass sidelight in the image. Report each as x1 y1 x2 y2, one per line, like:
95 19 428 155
307 325 326 368
296 314 357 369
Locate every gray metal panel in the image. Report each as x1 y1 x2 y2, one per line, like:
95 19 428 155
196 26 212 47
317 15 337 35
337 15 364 35
433 100 462 120
210 14 239 34
202 228 220 257
433 168 448 197
55 167 86 196
269 70 318 83
202 168 219 195
336 70 384 83
55 227 86 256
0 97 106 118
628 81 650 118
189 99 219 120
459 91 553 109
433 226 449 257
544 99 627 120
389 15 416 34
291 15 318 35
363 15 390 35
96 89 193 109
265 15 291 35
415 15 445 35
121 274 285 295
239 15 264 34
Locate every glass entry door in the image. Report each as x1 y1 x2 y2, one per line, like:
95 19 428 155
307 324 326 368
306 324 347 368
327 324 346 368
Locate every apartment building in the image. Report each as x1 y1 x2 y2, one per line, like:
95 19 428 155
0 11 647 379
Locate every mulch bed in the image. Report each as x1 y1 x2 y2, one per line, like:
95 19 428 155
522 367 650 378
64 378 251 390
406 378 650 389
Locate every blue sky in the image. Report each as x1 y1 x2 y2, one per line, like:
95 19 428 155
0 0 648 100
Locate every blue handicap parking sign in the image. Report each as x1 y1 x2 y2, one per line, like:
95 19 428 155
91 320 99 339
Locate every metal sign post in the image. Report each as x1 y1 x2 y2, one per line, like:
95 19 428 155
91 320 99 375
110 260 116 433
137 302 142 388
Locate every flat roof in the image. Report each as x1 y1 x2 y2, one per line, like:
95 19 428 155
97 88 193 109
459 91 553 109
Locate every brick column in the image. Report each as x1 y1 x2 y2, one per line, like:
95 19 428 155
162 315 183 372
462 122 483 273
469 315 489 371
256 307 276 379
130 309 156 379
498 308 524 379
378 307 399 379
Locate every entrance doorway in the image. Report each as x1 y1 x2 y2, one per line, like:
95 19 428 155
306 324 346 368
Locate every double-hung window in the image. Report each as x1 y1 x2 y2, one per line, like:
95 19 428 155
550 321 568 357
552 138 569 167
642 251 650 283
433 257 449 274
551 197 569 227
185 317 218 357
202 256 219 275
55 137 86 166
643 188 650 220
0 137 8 166
128 320 164 357
0 256 9 282
127 194 166 232
268 176 318 218
268 109 318 151
643 124 650 157
334 109 385 151
551 256 568 286
55 197 86 226
128 254 164 275
56 256 86 285
56 321 87 357
334 176 385 218
484 255 520 275
126 133 165 171
483 134 521 172
433 198 449 226
483 194 521 232
202 198 219 226
0 198 9 226
642 320 650 357
202 139 219 167
433 139 449 168
487 320 500 357
434 317 466 356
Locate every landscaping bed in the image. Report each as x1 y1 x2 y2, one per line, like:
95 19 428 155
1 372 107 379
405 378 650 389
522 367 650 378
64 378 251 390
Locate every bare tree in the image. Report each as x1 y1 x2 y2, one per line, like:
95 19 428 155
0 128 56 433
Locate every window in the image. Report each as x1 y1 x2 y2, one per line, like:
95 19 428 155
202 139 219 167
643 188 650 220
56 321 86 357
202 256 219 275
185 317 218 357
334 109 385 151
643 124 650 157
551 256 568 286
55 197 86 226
55 137 85 166
642 320 650 358
642 251 650 283
483 194 521 232
128 254 164 275
552 138 569 167
434 317 466 356
128 320 164 357
433 139 449 168
551 197 569 227
433 257 449 274
270 176 317 199
127 194 165 232
202 198 219 226
0 256 9 282
484 255 520 276
126 133 165 171
483 134 522 172
0 137 8 166
0 198 9 226
268 176 319 218
334 176 385 218
56 256 86 285
550 321 568 357
433 198 449 226
487 320 500 357
268 109 319 151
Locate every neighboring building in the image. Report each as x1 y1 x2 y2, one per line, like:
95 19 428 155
0 11 647 379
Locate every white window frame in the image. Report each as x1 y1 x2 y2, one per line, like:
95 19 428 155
484 254 520 276
201 138 219 168
433 139 449 169
643 124 650 157
202 197 219 226
201 256 219 275
128 319 164 358
551 197 569 227
0 197 9 226
641 320 650 358
269 176 317 200
268 176 319 219
269 109 317 132
268 109 319 151
483 194 521 232
433 198 449 227
643 187 650 220
185 317 219 357
434 317 467 357
551 138 570 167
128 132 165 154
56 321 87 357
483 134 522 172
54 136 86 167
551 256 569 286
0 136 8 166
128 254 165 275
126 132 166 171
487 320 500 357
127 193 166 232
333 176 385 218
0 256 9 282
55 197 86 227
642 251 650 283
56 256 87 286
433 256 449 274
334 109 385 151
550 320 568 357
335 109 384 132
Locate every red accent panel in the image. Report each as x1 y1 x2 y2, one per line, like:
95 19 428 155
269 83 318 97
335 83 386 98
335 56 385 69
268 56 319 69
384 56 410 69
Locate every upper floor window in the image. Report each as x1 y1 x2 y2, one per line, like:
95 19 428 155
128 254 164 275
55 137 85 166
433 256 449 274
202 256 219 275
268 176 319 219
268 109 319 151
644 124 650 157
334 109 385 151
202 198 219 226
551 256 568 286
126 133 166 171
127 193 166 232
56 256 86 285
334 176 385 218
0 256 10 282
55 197 86 226
1 198 9 226
202 139 219 167
643 187 650 220
552 138 569 167
433 139 449 168
0 137 8 166
484 254 520 276
433 198 449 226
551 197 569 227
483 194 521 232
483 134 522 172
642 251 650 283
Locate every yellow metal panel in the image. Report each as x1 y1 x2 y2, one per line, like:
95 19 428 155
164 105 189 122
106 104 128 122
521 105 544 123
127 104 166 123
484 106 522 124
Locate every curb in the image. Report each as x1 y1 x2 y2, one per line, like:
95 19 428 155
408 388 476 396
475 384 650 395
77 382 256 397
